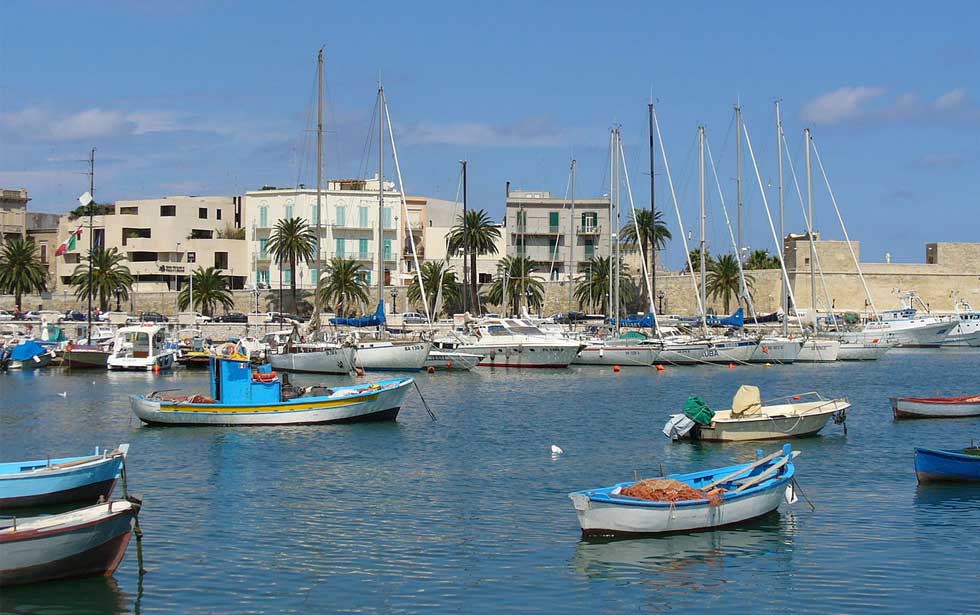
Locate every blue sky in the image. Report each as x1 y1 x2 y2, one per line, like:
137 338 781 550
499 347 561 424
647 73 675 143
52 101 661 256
1 1 977 267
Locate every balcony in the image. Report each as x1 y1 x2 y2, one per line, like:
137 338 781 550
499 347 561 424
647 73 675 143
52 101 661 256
577 225 601 235
512 224 563 236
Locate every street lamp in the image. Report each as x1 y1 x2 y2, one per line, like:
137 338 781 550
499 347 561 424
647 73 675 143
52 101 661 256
657 290 665 314
390 286 399 314
175 241 181 313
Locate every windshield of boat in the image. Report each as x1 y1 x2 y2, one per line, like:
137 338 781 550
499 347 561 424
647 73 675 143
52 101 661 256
504 320 544 335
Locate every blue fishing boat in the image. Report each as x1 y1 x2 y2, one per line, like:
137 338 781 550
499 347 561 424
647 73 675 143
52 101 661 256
130 354 413 426
914 447 980 483
0 445 129 509
569 445 800 536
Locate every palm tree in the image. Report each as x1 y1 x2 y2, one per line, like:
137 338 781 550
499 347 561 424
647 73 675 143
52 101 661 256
706 253 754 314
482 256 544 315
69 247 133 312
573 256 635 316
407 261 460 319
744 249 780 270
688 248 711 273
620 209 671 300
446 209 501 311
267 217 317 314
178 267 234 316
0 237 48 311
317 257 369 317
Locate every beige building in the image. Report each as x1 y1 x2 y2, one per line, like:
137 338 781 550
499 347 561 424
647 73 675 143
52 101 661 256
26 213 61 290
0 188 29 243
54 196 248 292
505 189 611 281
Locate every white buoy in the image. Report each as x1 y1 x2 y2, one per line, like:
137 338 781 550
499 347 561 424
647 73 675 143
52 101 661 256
551 444 564 456
58 391 68 398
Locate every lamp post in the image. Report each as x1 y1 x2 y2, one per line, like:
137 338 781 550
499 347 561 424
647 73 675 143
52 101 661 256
390 286 399 315
657 290 665 315
175 241 181 313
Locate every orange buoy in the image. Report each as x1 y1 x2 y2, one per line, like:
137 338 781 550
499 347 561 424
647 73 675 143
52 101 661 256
656 364 666 372
446 360 453 368
613 365 621 372
426 366 436 374
728 362 736 369
153 364 161 374
793 395 802 400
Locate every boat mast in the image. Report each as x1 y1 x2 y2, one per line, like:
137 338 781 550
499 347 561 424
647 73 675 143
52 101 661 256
461 159 468 313
567 158 575 316
735 102 745 308
614 127 621 334
377 83 385 312
805 127 817 324
607 129 614 321
648 102 656 335
86 147 95 342
698 126 708 336
776 100 788 336
314 49 323 324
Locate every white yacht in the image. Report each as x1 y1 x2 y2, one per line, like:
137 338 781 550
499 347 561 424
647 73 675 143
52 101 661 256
106 325 176 371
439 317 583 368
943 301 980 347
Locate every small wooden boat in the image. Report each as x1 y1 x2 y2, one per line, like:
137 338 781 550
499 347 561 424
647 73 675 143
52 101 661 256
891 395 980 419
130 355 413 426
914 447 980 483
569 445 800 536
663 386 849 442
423 350 482 371
0 499 138 586
0 445 128 509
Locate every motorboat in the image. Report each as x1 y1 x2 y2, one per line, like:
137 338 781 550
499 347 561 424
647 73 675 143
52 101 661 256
663 386 849 442
175 329 213 368
914 446 980 483
423 349 482 371
438 317 584 368
796 338 839 362
568 445 800 536
106 325 176 371
845 292 956 348
0 499 139 586
0 445 128 509
891 394 980 419
943 300 980 347
130 354 412 426
0 340 55 370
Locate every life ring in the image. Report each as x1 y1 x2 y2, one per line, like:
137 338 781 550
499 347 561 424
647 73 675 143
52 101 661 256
252 371 278 383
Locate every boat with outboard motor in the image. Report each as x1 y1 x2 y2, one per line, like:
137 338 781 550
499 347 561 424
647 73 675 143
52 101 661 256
107 325 175 371
0 340 55 370
130 353 412 426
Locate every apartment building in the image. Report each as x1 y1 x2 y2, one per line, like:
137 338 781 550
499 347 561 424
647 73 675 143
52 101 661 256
0 188 29 243
244 176 402 290
504 189 611 281
54 196 248 291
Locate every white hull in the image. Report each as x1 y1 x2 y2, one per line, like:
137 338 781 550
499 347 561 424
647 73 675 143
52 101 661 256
423 350 482 371
848 318 956 347
837 342 889 361
269 346 356 374
796 339 839 362
658 340 757 365
572 483 785 535
696 408 840 441
748 338 802 364
354 341 431 371
891 397 980 419
107 351 175 371
942 325 980 347
573 345 657 366
460 342 581 368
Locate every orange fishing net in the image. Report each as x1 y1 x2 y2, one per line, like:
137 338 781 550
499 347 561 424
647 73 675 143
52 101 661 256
620 479 726 505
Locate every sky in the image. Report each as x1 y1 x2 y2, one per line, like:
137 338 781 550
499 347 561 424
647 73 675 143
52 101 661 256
1 1 978 269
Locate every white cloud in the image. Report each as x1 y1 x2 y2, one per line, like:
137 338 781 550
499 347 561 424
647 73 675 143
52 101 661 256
0 106 187 140
402 117 565 147
800 86 885 124
933 88 967 111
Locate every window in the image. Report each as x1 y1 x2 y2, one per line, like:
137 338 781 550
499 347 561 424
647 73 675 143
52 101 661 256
122 228 151 246
335 206 346 227
284 269 292 284
259 206 268 227
310 268 319 284
120 206 138 215
130 251 156 262
259 238 268 258
383 207 392 229
358 238 369 258
188 252 196 263
358 206 369 228
198 207 207 220
581 212 597 229
161 205 176 217
516 211 527 226
311 204 320 223
216 209 222 221
190 229 213 239
383 239 392 260
478 272 492 284
257 269 270 285
39 242 48 263
214 252 228 269
549 211 560 229
335 238 345 257
285 204 293 219
549 237 560 251
584 238 596 258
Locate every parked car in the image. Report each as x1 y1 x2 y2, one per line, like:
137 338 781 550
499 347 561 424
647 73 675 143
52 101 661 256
265 312 302 325
98 311 130 322
139 311 168 323
63 309 88 322
187 312 212 323
398 312 429 325
215 311 248 323
0 310 14 321
550 311 588 324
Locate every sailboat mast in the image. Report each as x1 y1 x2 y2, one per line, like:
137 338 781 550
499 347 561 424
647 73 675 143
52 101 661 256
648 103 656 333
614 128 621 334
776 100 788 335
735 103 743 269
461 160 468 312
567 158 575 315
698 126 707 334
607 129 614 321
805 127 817 321
315 49 323 290
86 147 95 342
377 84 385 308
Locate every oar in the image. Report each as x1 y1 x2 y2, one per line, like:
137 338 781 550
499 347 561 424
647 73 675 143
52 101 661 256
702 449 783 491
734 452 799 493
43 448 125 471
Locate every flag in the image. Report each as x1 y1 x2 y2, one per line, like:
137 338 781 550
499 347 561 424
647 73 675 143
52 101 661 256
54 227 83 257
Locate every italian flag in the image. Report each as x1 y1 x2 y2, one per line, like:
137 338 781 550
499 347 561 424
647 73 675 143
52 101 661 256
55 226 83 257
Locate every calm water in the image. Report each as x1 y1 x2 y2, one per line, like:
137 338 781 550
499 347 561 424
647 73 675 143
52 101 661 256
2 349 979 614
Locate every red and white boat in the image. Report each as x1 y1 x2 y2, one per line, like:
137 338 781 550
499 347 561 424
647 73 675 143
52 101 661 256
891 395 980 419
0 500 138 586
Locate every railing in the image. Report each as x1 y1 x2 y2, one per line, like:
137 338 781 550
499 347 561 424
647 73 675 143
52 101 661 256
577 225 601 235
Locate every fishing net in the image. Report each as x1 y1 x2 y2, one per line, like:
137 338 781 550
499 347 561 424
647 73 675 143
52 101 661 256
620 479 725 505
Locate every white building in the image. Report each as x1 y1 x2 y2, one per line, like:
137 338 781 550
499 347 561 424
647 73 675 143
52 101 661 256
244 177 403 292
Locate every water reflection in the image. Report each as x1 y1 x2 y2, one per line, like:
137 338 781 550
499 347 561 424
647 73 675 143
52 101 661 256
914 483 980 511
0 576 130 615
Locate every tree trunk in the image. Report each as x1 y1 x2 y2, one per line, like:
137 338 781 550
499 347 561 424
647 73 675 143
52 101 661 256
470 251 479 313
641 237 650 308
289 255 297 314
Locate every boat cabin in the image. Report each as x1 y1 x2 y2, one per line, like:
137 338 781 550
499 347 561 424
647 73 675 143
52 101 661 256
209 356 281 405
111 325 168 360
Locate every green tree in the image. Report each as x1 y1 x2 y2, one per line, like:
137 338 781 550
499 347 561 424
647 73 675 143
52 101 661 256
482 256 544 315
69 247 133 312
0 237 48 310
317 257 369 317
573 256 634 316
688 248 711 273
178 266 234 316
620 209 671 301
446 209 501 311
744 249 780 270
267 217 317 314
706 253 754 314
407 261 460 319
67 202 113 221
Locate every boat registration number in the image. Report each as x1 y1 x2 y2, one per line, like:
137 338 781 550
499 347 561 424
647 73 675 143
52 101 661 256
403 345 425 352
702 349 719 358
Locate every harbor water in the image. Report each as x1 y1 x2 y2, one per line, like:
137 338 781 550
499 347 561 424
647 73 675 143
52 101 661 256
1 349 979 613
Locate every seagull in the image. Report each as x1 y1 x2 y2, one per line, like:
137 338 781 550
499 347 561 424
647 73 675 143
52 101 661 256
58 391 68 398
551 444 564 457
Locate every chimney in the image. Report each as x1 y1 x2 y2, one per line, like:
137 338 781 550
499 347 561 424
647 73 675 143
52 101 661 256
505 181 510 198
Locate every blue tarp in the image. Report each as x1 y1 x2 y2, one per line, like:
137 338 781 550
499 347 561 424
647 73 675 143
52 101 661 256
618 313 657 328
677 308 745 328
330 301 386 327
10 340 46 361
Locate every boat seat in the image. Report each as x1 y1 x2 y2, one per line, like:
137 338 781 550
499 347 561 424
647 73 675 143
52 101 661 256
731 385 763 417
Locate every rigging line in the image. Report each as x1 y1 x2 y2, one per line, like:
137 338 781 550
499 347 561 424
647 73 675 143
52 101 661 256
294 70 318 190
618 135 658 329
705 137 759 324
323 67 344 178
548 166 573 278
654 109 704 318
810 138 879 317
782 131 838 328
742 122 804 329
357 96 380 181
